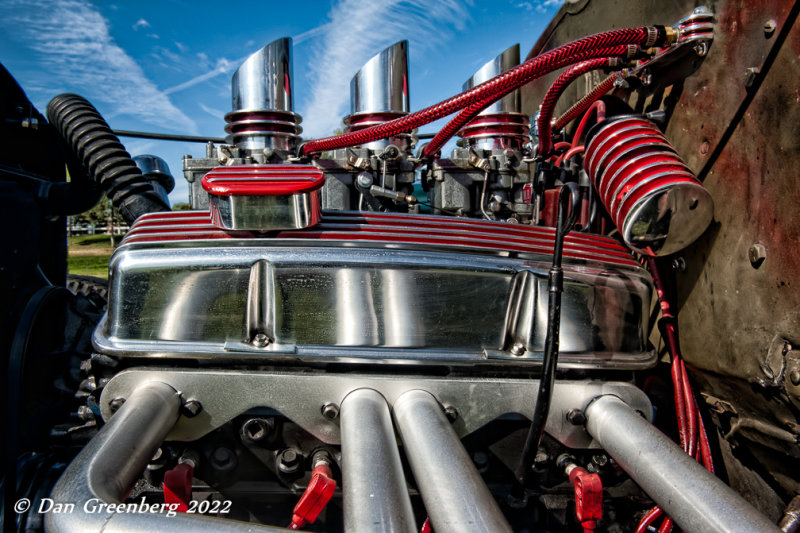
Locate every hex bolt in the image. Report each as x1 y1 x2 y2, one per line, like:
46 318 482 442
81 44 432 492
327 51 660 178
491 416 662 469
443 404 459 422
210 446 237 471
764 19 777 36
789 370 800 386
566 408 586 425
240 417 274 443
749 243 767 267
278 448 301 474
182 399 203 418
251 333 270 348
321 402 340 420
109 397 126 413
510 342 526 357
672 257 687 272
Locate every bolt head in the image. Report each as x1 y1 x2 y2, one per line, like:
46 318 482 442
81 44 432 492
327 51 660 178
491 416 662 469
749 243 767 266
278 449 302 473
241 417 273 443
566 408 586 425
251 333 270 347
789 370 800 386
321 403 340 420
444 405 459 423
210 447 236 470
109 397 126 413
182 400 203 418
764 19 777 36
672 257 687 272
510 342 526 356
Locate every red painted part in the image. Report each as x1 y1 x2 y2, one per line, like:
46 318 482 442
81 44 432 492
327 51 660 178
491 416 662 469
554 75 616 131
288 464 337 530
420 517 433 533
123 210 641 268
585 117 704 234
201 165 325 196
571 102 606 149
302 27 662 155
638 257 716 532
569 466 603 532
163 463 194 513
223 110 302 138
538 58 611 157
344 112 407 131
422 44 632 159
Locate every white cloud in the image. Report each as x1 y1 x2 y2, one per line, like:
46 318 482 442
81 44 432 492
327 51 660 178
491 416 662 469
0 0 197 134
299 0 469 138
174 41 188 52
198 102 226 120
535 0 563 13
163 56 242 96
133 18 150 30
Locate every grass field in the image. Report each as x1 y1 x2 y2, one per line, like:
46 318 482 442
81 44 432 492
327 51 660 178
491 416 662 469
67 234 118 278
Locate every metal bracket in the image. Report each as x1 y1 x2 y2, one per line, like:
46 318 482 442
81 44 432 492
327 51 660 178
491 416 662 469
100 369 651 449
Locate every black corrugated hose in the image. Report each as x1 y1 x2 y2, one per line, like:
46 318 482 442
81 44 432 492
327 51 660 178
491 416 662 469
46 94 172 224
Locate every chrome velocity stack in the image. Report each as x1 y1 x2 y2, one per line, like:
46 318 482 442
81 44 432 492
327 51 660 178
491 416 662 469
225 37 302 151
343 40 411 151
460 44 529 150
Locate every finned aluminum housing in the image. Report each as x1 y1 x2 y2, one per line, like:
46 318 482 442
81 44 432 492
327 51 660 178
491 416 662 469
94 211 653 369
202 165 324 231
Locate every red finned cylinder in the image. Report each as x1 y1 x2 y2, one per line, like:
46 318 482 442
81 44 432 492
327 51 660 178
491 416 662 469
584 116 713 255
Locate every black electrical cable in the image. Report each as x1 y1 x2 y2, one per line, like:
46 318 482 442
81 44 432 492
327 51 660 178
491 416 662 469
512 182 579 498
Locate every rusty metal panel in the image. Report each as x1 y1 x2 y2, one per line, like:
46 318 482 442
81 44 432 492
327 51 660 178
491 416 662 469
522 0 800 385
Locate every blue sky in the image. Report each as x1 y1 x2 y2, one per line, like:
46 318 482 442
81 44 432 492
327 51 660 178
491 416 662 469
0 0 563 204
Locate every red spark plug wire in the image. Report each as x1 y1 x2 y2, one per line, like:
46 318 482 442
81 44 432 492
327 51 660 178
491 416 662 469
421 45 633 159
300 26 672 155
536 57 612 157
553 74 617 131
636 257 715 533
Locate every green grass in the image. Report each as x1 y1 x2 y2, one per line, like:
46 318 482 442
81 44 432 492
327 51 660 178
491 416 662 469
67 234 117 278
67 254 111 278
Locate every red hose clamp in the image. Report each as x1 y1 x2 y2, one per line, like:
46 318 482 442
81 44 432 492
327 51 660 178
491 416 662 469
163 463 194 512
569 466 603 532
289 464 337 530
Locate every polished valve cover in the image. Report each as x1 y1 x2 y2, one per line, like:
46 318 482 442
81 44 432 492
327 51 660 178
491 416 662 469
94 211 653 369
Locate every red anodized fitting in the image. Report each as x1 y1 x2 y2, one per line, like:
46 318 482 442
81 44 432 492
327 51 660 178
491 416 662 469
584 115 713 256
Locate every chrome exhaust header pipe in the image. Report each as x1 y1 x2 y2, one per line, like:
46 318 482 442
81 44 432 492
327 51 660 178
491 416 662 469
584 395 780 533
46 382 285 533
344 40 411 151
341 389 415 533
393 390 512 533
225 37 302 151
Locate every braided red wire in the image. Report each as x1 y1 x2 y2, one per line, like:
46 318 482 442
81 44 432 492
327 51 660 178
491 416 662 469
301 27 654 155
553 74 617 131
421 45 630 159
537 57 611 157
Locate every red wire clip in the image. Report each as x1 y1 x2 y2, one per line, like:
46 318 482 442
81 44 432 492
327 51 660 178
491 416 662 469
569 466 603 532
288 463 337 530
163 463 194 512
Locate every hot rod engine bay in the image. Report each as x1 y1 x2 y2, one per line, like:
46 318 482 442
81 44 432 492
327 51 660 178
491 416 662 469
2 0 800 531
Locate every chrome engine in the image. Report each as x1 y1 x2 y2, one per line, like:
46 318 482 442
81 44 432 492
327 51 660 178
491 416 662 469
3 2 799 532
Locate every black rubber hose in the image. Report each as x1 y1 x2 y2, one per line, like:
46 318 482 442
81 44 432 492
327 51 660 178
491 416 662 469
512 183 580 498
46 94 170 224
